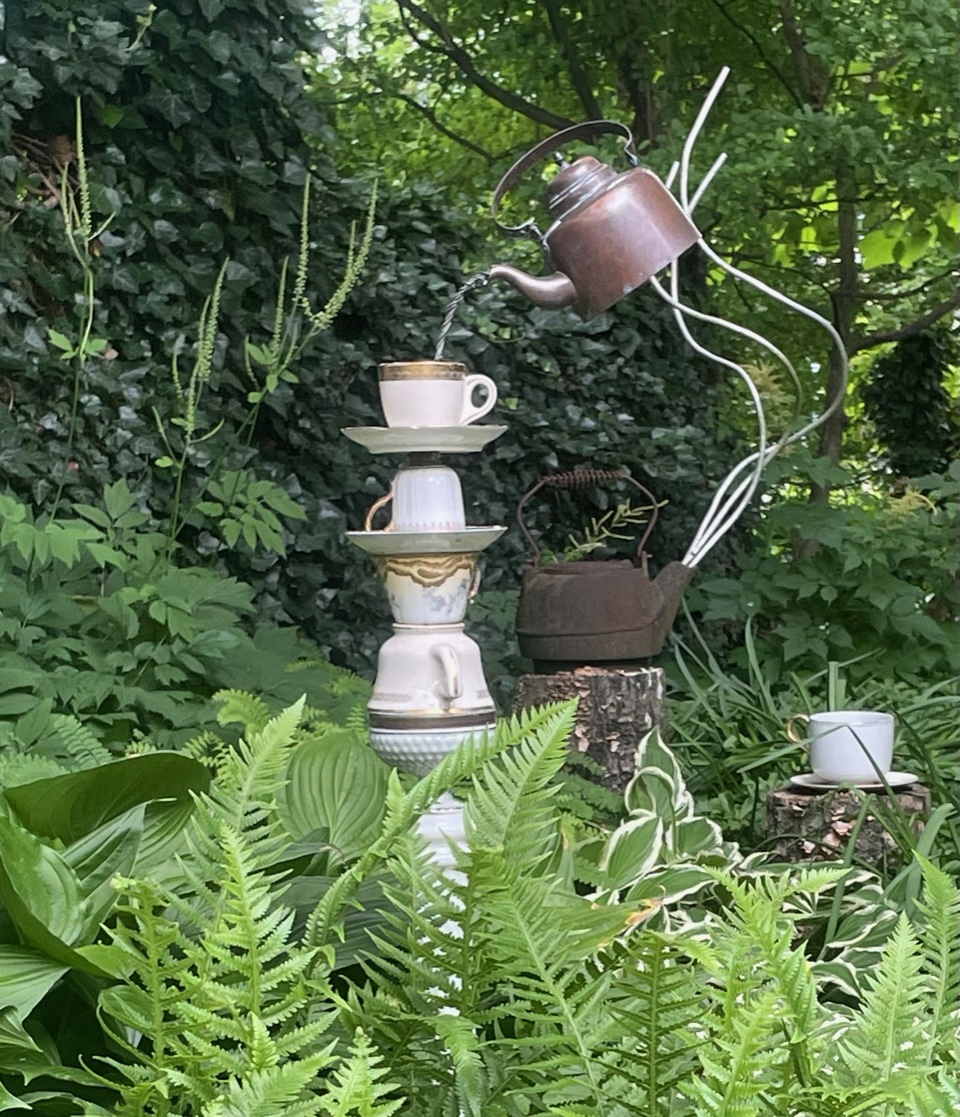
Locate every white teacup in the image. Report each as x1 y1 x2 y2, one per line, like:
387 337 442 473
379 361 497 427
365 466 464 533
787 710 895 783
369 623 495 720
376 552 481 624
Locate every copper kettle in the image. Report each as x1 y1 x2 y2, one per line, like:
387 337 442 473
488 121 700 322
513 469 694 670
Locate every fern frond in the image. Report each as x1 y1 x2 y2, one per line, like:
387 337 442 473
317 1028 404 1117
606 932 706 1114
683 987 784 1116
190 698 304 881
433 1013 486 1117
104 811 331 1117
214 689 272 734
914 854 960 1064
0 751 69 789
838 912 928 1083
50 712 114 768
465 701 575 865
305 706 573 953
203 1053 335 1117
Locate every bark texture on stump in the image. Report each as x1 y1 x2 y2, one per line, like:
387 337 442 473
765 784 931 866
513 666 667 793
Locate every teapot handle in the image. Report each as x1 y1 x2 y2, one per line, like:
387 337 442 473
492 120 637 241
516 467 659 566
433 645 462 703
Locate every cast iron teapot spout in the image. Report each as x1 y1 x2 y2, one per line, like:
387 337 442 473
490 122 700 322
486 264 577 311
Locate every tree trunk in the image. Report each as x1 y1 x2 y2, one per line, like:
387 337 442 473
765 783 930 867
513 666 667 793
810 149 859 503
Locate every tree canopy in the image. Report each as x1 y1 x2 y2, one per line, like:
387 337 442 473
317 0 959 473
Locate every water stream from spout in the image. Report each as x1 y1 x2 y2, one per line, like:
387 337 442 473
434 271 491 360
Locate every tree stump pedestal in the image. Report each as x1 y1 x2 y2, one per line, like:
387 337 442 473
765 782 931 865
512 666 667 794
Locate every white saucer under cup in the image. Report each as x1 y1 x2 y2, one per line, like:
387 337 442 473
790 771 919 792
342 425 507 455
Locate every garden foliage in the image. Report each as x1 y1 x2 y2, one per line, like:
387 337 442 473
1 0 744 682
1 699 956 1116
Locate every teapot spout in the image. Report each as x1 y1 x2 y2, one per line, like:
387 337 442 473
488 263 577 311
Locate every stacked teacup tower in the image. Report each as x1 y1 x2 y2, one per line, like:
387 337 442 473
343 360 508 860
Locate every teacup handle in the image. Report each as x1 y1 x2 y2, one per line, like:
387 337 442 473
467 562 483 601
786 713 810 747
364 491 394 532
433 645 462 702
460 374 497 425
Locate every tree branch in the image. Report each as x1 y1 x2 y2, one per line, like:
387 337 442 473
540 0 603 120
851 292 960 353
394 0 575 131
393 91 498 163
710 0 803 110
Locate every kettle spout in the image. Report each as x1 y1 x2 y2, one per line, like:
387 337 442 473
488 263 577 310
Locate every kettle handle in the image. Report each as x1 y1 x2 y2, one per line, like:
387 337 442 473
492 120 638 241
516 468 660 566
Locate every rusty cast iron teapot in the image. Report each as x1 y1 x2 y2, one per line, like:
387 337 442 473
488 121 700 321
514 469 695 670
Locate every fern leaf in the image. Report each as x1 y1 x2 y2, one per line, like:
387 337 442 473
914 854 960 1065
683 987 784 1117
50 713 114 768
203 1054 333 1117
213 689 272 734
305 706 573 953
317 1029 404 1117
465 701 575 865
839 912 928 1083
104 807 330 1116
607 932 705 1115
433 1013 486 1117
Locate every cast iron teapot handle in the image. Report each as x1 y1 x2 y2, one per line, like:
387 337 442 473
492 120 638 243
516 467 660 566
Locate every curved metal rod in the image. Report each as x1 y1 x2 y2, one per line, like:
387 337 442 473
648 270 804 422
697 239 850 433
680 67 730 212
663 71 849 563
650 274 788 565
649 266 770 568
676 240 849 564
688 152 727 214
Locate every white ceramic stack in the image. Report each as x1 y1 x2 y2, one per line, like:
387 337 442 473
342 360 507 859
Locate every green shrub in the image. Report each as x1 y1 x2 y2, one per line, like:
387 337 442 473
688 458 960 683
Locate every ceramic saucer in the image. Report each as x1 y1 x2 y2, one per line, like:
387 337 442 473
789 771 919 792
342 425 508 454
346 526 507 556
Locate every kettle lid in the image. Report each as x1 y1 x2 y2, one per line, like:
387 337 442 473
546 156 618 221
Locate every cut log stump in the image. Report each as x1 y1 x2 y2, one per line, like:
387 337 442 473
765 783 931 866
513 666 667 794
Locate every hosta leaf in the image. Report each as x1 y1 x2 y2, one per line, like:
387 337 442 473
4 753 209 845
61 804 144 938
0 949 68 1017
598 811 663 889
278 730 388 864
